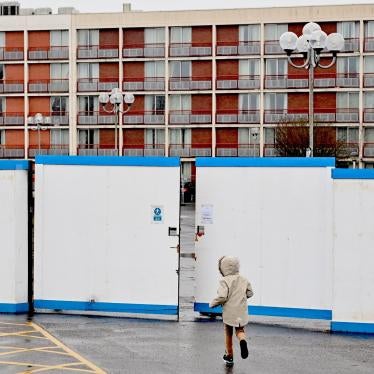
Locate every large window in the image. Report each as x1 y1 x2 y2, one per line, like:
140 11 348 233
51 129 69 146
337 22 359 39
78 63 99 79
79 96 98 114
264 24 287 41
0 64 3 80
169 128 191 146
239 25 260 43
170 61 191 79
239 94 259 112
78 129 99 146
50 30 69 47
51 97 68 115
337 127 358 143
265 93 287 110
238 128 259 145
170 27 191 44
145 61 164 78
337 57 359 75
169 94 191 111
145 95 165 114
337 92 358 109
239 59 260 77
145 129 165 147
266 59 287 77
77 29 99 46
145 28 165 44
50 63 69 80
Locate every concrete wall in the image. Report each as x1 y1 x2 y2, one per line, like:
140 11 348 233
0 160 29 313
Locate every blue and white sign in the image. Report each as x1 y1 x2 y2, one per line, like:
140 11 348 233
151 205 164 224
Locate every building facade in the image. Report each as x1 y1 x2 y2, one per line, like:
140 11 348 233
1 2 374 180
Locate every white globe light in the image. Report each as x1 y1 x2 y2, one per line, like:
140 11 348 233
34 113 44 125
326 33 345 52
124 93 135 105
296 35 309 53
110 92 123 105
279 31 298 52
309 30 327 50
302 22 321 40
99 93 110 104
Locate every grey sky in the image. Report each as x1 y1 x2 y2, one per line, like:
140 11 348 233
18 0 374 13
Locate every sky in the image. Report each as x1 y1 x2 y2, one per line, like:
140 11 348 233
17 0 374 13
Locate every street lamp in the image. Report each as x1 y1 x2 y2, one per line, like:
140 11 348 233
28 113 49 155
279 23 344 157
98 88 135 155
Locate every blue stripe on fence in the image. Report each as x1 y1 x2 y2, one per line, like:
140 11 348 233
0 303 29 313
34 300 178 315
331 168 374 179
195 157 335 168
35 156 180 167
194 303 332 320
0 160 29 170
331 321 374 334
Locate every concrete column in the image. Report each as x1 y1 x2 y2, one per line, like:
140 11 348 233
24 29 28 159
164 26 169 157
359 19 364 168
119 26 124 155
259 22 265 157
69 16 78 155
212 24 216 157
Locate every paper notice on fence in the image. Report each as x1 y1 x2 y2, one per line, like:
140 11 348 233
201 204 213 224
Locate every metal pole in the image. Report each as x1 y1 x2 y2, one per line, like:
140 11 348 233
114 105 118 155
37 124 41 154
309 50 314 157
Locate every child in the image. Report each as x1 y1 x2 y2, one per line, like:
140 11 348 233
209 256 254 367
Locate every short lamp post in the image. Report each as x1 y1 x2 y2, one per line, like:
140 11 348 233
98 88 135 155
28 112 48 155
279 23 344 157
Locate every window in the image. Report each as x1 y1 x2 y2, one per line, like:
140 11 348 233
170 61 191 79
0 130 4 145
0 32 4 47
79 96 98 114
145 28 165 44
337 57 359 75
366 21 374 38
145 61 164 78
265 93 287 110
337 22 359 39
364 128 374 142
145 95 165 114
51 129 69 146
239 25 260 43
265 24 287 41
337 127 358 143
266 59 287 77
239 60 260 77
50 64 69 79
238 128 259 145
170 27 191 44
365 92 374 107
50 30 69 47
51 97 68 115
364 56 374 73
239 94 259 111
78 63 99 79
78 129 99 146
169 128 191 146
145 129 165 147
0 64 3 80
265 128 275 144
0 97 4 114
169 94 191 111
337 92 358 109
77 29 99 47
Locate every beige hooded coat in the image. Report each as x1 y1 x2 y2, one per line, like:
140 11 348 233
209 256 253 327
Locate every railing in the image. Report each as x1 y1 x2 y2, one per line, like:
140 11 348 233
364 73 374 88
341 142 359 158
364 109 374 123
77 78 119 92
216 75 260 90
0 47 24 61
169 110 212 124
123 110 165 125
123 144 165 156
363 142 374 157
28 144 69 157
264 144 279 157
264 40 284 54
364 37 374 52
77 144 118 156
341 37 359 52
216 143 260 157
0 112 24 126
77 44 119 59
169 42 212 57
123 43 165 58
28 46 69 60
0 80 24 93
0 144 25 158
123 77 165 91
216 110 260 124
314 108 359 123
28 112 69 126
264 74 309 89
216 41 260 56
28 79 69 93
169 77 212 90
314 73 359 88
169 143 212 157
77 111 117 125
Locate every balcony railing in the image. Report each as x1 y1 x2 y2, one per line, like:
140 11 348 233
341 37 359 52
123 110 165 125
77 78 118 92
363 143 374 157
77 144 118 156
169 77 212 90
28 112 69 126
28 145 69 157
0 112 24 126
123 43 165 58
77 45 119 59
169 43 212 57
265 40 284 54
265 74 309 89
77 111 117 125
364 73 374 87
314 73 359 88
123 144 165 156
28 79 69 93
216 41 260 56
216 143 260 157
0 145 25 158
169 110 212 125
341 142 359 158
0 80 24 93
216 110 260 124
216 75 260 90
123 77 165 91
0 47 24 61
264 144 279 157
364 109 374 122
364 37 374 52
28 46 69 60
169 143 212 157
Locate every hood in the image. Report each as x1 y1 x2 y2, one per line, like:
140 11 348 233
218 256 240 276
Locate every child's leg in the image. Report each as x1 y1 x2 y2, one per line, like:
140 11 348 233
235 326 248 359
235 326 246 341
224 324 234 357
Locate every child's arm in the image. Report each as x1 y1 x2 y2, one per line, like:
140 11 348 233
209 280 229 308
246 281 254 299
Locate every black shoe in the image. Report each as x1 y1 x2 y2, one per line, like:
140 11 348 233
240 339 248 359
223 354 234 367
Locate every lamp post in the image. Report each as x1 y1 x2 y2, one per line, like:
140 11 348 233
28 113 46 155
279 23 344 157
99 88 135 155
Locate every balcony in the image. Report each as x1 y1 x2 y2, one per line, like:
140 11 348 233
0 113 24 126
77 112 117 125
28 145 69 158
28 79 69 93
29 112 69 126
169 43 212 57
364 37 374 52
314 73 359 88
216 143 260 157
123 43 165 58
123 111 165 125
77 144 118 156
264 74 309 89
123 77 165 91
264 40 284 54
363 143 374 157
123 144 165 156
216 75 260 90
0 80 24 93
216 41 260 56
314 108 359 123
264 109 308 124
0 145 25 158
28 46 69 60
364 73 374 87
341 37 359 52
364 109 374 122
77 45 119 59
169 144 212 157
169 77 212 91
77 78 118 92
0 47 24 61
216 110 260 124
169 110 212 125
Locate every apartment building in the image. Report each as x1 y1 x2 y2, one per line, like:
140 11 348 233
1 2 374 181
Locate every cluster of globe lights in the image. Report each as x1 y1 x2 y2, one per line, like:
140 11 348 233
279 22 345 64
